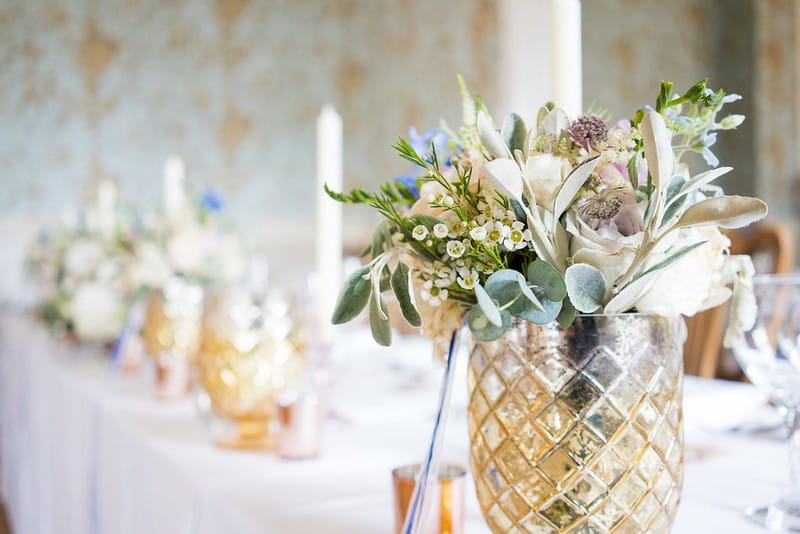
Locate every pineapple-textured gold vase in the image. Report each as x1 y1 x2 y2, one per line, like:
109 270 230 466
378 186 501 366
468 314 684 533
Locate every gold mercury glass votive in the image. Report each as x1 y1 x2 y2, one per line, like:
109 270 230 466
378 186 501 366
142 278 204 399
392 464 466 534
197 289 308 450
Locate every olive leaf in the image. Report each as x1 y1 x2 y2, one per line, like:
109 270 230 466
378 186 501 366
474 282 502 327
391 262 421 328
483 158 524 203
527 260 567 301
477 111 511 159
565 263 606 313
671 195 767 231
636 241 707 280
604 269 661 315
676 166 732 200
468 305 512 341
368 293 392 346
640 111 673 189
331 266 371 324
502 113 527 156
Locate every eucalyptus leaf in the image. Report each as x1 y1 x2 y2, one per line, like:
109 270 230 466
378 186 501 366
485 269 543 314
477 111 511 159
331 266 371 324
540 108 570 137
672 195 768 230
641 111 673 190
468 305 512 341
552 157 600 223
483 158 524 203
502 113 527 155
565 263 606 313
368 293 392 346
556 299 577 329
527 260 567 301
474 283 502 327
518 290 562 325
391 263 422 327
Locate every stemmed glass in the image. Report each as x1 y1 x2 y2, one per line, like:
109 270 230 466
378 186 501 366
732 273 800 530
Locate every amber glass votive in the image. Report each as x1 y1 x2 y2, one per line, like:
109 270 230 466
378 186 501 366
392 463 466 534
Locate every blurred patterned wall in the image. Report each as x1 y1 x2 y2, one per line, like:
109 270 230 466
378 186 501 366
0 0 497 230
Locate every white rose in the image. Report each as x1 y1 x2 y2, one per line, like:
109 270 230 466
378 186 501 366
131 241 173 289
634 227 731 317
167 224 210 277
70 282 125 342
63 239 106 280
525 154 572 210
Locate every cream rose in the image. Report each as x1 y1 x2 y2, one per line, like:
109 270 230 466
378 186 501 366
70 282 125 342
526 154 572 210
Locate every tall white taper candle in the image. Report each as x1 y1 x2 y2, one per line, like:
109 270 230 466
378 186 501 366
97 179 117 241
551 0 583 118
315 105 343 344
163 155 186 226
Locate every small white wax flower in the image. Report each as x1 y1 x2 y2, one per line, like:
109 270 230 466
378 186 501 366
470 226 487 241
485 222 510 245
412 225 428 241
421 280 448 306
446 240 466 258
448 220 467 238
433 223 449 239
443 196 455 207
504 223 528 250
457 269 479 290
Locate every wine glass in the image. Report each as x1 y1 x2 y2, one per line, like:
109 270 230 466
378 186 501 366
732 273 800 530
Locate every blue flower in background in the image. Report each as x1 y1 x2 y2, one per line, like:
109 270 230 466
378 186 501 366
408 127 449 159
701 131 719 167
394 174 420 200
200 187 223 213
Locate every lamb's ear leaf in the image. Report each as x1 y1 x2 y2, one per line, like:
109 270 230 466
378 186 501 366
565 263 606 313
540 108 570 137
390 262 421 328
604 270 661 315
640 111 673 190
552 157 600 222
483 158 524 203
368 293 392 346
502 113 528 155
478 111 512 159
672 195 767 230
474 283 502 327
331 266 371 324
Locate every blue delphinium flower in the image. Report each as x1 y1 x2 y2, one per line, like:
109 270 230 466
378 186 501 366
200 187 223 213
701 131 719 167
408 127 449 161
394 174 420 200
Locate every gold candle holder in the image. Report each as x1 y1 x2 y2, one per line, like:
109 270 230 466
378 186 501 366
392 464 466 534
142 279 204 399
197 289 308 450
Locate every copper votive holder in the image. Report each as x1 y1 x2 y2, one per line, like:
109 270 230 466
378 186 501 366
155 357 192 399
392 463 466 534
277 391 322 460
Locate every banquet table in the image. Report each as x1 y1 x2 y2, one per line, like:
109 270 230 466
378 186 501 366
0 310 789 534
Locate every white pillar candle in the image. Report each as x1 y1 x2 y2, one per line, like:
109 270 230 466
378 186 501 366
315 105 343 344
96 179 117 241
550 0 583 117
163 155 187 225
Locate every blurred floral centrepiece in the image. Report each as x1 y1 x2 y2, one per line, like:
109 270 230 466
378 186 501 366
329 78 767 533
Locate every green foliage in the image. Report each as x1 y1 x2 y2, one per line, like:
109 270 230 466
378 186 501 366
391 262 422 328
368 293 391 346
331 266 371 324
565 264 606 313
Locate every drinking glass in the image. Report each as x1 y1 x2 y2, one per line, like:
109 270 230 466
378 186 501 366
732 273 800 530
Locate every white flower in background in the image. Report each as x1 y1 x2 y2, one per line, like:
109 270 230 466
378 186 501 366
634 227 732 317
70 282 125 342
469 226 487 241
131 241 172 289
525 154 572 210
723 255 757 348
421 280 448 306
64 239 106 280
412 225 428 241
167 223 210 277
433 223 449 239
446 240 465 258
217 234 246 282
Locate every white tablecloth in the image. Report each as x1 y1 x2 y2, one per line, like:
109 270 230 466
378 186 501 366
0 311 788 533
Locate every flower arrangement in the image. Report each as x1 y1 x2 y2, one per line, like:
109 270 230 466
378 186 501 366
28 175 247 344
329 78 767 357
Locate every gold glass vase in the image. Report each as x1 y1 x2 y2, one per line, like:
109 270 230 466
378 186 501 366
142 278 204 398
468 314 684 533
197 290 308 450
